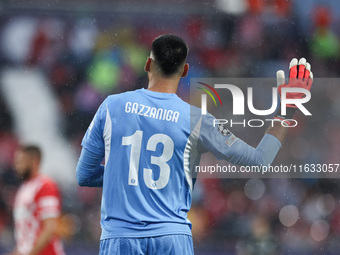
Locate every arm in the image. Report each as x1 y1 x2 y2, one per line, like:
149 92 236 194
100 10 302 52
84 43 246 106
218 132 282 167
76 148 104 187
197 58 313 166
229 57 313 165
28 218 58 255
268 57 313 145
265 121 288 144
197 115 282 167
77 99 108 187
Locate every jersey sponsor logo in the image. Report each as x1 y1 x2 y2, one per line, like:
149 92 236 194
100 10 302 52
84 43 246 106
125 102 180 123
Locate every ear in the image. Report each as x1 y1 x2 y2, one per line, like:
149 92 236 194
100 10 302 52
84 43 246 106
181 63 189 78
144 57 152 72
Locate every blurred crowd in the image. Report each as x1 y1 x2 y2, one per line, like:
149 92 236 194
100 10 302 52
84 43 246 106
0 0 340 254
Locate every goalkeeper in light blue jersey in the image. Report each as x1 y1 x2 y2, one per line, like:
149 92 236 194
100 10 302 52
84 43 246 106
76 34 313 255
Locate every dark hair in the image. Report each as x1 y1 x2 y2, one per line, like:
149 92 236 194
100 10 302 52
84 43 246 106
151 34 188 77
20 145 42 162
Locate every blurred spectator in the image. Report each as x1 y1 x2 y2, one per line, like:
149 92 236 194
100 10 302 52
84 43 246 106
10 145 65 255
310 6 339 60
237 215 279 255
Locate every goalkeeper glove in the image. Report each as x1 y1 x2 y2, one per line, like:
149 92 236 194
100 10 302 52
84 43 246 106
274 58 313 125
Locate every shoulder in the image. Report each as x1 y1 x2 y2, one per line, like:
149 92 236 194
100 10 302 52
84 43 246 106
189 105 205 125
106 90 141 102
38 174 58 186
190 105 202 116
94 91 137 117
35 175 60 198
101 90 141 109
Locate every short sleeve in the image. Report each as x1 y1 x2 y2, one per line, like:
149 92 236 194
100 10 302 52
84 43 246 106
35 179 61 220
81 99 108 156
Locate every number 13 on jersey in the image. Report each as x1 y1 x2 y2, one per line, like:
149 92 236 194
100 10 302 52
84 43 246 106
122 130 174 190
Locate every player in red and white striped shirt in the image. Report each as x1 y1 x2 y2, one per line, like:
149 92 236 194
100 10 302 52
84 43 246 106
10 145 65 255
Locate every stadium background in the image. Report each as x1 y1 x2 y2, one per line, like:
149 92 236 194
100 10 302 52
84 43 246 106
0 0 340 254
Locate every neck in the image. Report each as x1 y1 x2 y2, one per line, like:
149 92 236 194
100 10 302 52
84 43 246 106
147 76 180 94
27 170 39 181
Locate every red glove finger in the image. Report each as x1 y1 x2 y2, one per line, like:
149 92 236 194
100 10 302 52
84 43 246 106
289 58 298 79
304 62 311 79
307 71 313 90
298 58 307 79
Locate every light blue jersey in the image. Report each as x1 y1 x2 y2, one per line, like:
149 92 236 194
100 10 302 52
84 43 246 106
79 88 281 240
